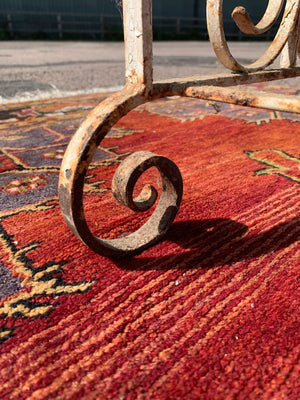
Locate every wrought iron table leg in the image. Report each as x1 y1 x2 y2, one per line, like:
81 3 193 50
59 0 300 258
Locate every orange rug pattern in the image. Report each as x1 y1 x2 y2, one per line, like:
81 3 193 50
0 91 299 399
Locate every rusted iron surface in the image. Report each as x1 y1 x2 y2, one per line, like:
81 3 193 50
123 0 153 90
207 0 300 72
59 112 182 257
232 1 285 35
59 87 148 257
152 67 300 98
185 85 300 114
59 0 300 258
280 3 300 67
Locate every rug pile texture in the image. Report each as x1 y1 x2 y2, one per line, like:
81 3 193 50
0 86 299 399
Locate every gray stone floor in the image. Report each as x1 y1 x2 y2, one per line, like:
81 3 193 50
0 40 298 103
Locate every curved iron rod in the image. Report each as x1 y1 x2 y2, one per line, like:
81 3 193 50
232 0 284 35
206 0 300 72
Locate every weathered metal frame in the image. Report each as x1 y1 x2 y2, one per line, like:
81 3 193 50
59 0 300 258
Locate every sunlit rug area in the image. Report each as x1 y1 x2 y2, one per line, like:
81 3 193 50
0 86 299 399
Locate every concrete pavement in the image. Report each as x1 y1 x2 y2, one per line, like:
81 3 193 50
0 40 297 103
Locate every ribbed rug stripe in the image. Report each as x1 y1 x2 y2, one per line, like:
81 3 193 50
3 185 297 396
17 217 299 399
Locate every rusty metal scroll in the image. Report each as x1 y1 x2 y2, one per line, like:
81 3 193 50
59 0 300 257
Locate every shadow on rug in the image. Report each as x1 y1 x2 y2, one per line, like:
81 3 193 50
0 89 299 399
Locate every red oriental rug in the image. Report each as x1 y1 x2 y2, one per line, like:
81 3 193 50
0 86 299 399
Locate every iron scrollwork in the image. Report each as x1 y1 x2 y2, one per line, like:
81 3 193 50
59 88 183 258
59 0 300 258
206 0 300 72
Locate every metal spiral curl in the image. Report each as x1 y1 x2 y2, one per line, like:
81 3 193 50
59 89 183 258
111 149 183 243
207 0 300 72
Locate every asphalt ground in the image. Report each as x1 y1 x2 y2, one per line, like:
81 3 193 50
0 40 298 103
